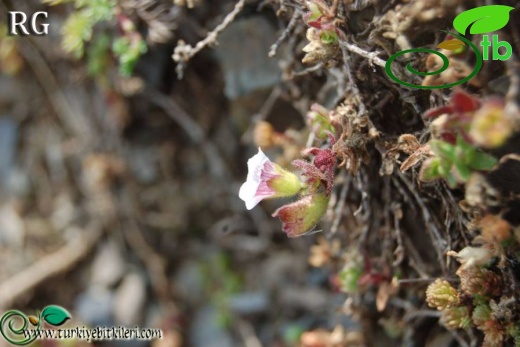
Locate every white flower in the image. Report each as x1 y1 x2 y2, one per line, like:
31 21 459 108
447 246 493 269
239 148 303 210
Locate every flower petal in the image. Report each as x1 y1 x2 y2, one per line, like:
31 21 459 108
239 179 264 210
239 148 274 210
245 147 269 183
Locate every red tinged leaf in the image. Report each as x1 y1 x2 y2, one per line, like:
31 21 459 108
424 90 480 119
423 105 454 119
440 132 457 144
451 90 480 113
308 20 323 29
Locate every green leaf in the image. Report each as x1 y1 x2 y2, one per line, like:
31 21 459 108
453 5 514 35
320 30 338 44
445 171 458 188
419 158 442 182
41 305 71 326
61 11 93 58
453 160 471 181
340 264 363 293
284 325 305 345
430 140 456 162
82 0 116 22
311 113 334 139
461 146 476 165
468 151 497 171
112 37 147 76
439 158 453 176
456 135 472 150
307 3 322 22
455 135 475 164
87 34 111 76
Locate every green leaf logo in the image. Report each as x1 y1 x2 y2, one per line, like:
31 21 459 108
453 5 514 35
41 306 71 326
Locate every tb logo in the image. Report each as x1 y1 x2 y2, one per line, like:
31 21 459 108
480 35 511 61
8 11 49 36
385 5 515 89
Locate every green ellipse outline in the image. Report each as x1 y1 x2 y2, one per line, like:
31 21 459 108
385 31 483 89
0 310 38 346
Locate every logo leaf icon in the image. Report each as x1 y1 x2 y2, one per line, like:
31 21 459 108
41 306 71 326
453 5 514 35
28 315 39 326
437 39 465 51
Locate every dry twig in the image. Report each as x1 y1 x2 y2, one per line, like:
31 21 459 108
269 9 301 57
236 319 263 347
291 63 324 77
339 41 387 68
172 0 246 77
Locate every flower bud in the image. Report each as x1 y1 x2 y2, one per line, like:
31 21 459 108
272 193 329 238
457 266 501 297
480 320 504 347
447 246 493 269
473 304 492 327
441 306 471 330
470 100 513 148
253 121 276 148
426 279 459 310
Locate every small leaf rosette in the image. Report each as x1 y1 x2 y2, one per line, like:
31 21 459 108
272 193 329 238
239 148 304 210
